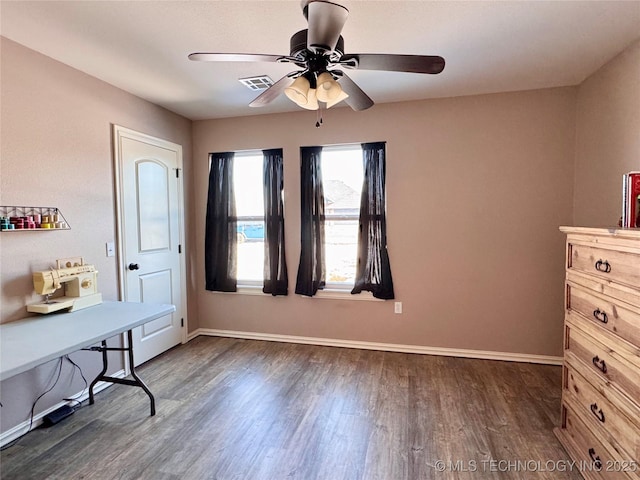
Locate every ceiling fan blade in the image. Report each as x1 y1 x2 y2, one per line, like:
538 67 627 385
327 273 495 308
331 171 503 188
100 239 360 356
306 1 349 53
188 53 283 63
337 73 374 111
340 54 445 74
249 74 295 107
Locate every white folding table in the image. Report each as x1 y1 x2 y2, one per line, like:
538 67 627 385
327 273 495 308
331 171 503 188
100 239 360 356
0 301 176 416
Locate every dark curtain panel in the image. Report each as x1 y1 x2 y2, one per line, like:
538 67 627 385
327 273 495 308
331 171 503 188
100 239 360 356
263 148 288 296
204 152 237 292
351 142 395 299
295 146 326 296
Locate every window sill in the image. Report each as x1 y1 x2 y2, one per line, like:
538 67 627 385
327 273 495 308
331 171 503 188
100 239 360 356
208 285 265 296
208 285 384 301
308 289 384 302
236 285 266 296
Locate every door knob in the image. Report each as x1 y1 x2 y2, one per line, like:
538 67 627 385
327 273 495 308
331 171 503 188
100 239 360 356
128 263 140 271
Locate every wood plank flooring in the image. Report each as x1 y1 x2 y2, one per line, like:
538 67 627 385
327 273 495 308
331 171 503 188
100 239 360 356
1 336 581 480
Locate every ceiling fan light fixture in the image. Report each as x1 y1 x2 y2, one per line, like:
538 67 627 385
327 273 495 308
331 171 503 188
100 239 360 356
315 72 343 102
284 76 311 106
325 89 349 108
299 88 319 110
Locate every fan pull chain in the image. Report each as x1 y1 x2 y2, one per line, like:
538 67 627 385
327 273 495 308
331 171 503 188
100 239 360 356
315 107 323 128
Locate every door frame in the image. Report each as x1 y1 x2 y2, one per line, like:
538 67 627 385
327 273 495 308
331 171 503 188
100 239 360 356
112 125 188 371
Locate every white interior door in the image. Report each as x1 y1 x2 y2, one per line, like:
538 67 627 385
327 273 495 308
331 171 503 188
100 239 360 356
114 126 186 366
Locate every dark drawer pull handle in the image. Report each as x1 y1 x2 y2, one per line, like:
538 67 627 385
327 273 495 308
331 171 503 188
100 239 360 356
588 448 602 470
590 403 605 423
592 356 607 374
593 309 608 324
594 259 611 273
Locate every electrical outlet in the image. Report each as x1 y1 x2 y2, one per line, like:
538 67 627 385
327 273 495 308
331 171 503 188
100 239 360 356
106 241 115 257
394 302 402 314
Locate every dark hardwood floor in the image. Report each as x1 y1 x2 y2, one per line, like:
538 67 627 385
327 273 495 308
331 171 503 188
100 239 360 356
1 336 581 480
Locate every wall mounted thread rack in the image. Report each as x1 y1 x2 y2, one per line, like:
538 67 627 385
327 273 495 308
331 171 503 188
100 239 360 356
0 206 71 231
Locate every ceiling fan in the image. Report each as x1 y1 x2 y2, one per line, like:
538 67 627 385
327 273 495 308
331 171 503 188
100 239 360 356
189 0 445 114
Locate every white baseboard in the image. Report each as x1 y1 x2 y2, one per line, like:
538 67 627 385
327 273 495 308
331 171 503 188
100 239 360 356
0 369 125 448
186 330 201 342
190 328 563 365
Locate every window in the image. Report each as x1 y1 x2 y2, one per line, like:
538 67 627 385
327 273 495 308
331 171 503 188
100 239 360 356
206 148 287 295
233 152 264 286
321 145 363 289
295 141 394 299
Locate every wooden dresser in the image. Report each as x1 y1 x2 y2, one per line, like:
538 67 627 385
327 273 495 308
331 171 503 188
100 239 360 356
555 227 640 480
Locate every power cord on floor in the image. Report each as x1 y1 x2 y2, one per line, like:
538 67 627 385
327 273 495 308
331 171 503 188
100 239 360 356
1 357 63 451
1 355 89 451
28 357 64 432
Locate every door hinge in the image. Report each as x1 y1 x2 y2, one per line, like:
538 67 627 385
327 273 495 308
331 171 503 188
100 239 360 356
178 244 182 254
181 318 184 327
175 168 180 178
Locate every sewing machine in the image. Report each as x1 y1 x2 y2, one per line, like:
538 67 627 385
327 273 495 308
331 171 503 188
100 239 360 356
27 257 103 314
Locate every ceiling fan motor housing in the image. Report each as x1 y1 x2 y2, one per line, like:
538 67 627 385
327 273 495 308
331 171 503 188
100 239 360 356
290 29 344 60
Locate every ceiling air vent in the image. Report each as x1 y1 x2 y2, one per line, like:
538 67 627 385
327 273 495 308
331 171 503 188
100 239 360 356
239 76 274 91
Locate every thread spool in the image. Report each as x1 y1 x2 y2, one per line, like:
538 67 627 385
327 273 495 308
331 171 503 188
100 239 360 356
11 217 24 229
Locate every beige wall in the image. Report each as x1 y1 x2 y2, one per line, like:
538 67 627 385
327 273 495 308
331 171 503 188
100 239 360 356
0 37 194 432
2 32 637 438
193 87 577 359
574 39 640 226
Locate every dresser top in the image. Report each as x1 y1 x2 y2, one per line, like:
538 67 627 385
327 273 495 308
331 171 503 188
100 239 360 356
560 226 640 240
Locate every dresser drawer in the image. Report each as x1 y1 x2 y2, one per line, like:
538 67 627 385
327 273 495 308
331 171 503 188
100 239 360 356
565 323 640 402
568 283 640 349
567 243 640 289
561 404 637 480
565 366 640 462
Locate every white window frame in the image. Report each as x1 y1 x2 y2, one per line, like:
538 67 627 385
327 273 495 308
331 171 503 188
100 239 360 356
234 150 265 289
318 143 377 299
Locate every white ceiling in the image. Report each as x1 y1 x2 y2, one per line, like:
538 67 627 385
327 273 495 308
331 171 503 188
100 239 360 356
1 1 639 121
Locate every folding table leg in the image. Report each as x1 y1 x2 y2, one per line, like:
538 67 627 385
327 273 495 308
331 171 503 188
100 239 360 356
84 331 156 416
88 340 108 405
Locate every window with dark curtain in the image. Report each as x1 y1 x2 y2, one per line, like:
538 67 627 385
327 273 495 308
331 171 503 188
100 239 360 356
295 146 326 296
263 148 288 296
351 142 395 299
204 152 237 292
